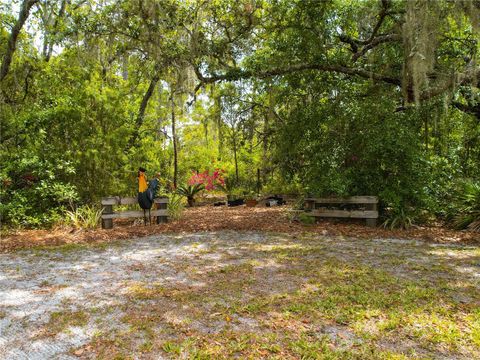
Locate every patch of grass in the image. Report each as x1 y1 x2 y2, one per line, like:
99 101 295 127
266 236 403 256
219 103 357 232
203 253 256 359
213 254 479 356
289 334 332 359
406 311 463 348
88 330 141 359
218 262 254 274
139 340 154 352
48 309 88 333
77 235 480 359
162 340 182 355
467 308 480 347
121 312 157 336
161 338 213 358
126 282 166 300
39 280 50 287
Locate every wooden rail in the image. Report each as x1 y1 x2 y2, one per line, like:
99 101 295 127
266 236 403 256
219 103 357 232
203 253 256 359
305 196 378 227
101 196 168 229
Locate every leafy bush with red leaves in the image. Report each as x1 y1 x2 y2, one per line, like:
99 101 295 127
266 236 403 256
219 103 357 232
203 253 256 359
187 169 226 191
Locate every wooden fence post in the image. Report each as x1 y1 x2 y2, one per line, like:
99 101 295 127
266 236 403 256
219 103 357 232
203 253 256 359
366 202 377 227
156 198 168 224
102 204 113 229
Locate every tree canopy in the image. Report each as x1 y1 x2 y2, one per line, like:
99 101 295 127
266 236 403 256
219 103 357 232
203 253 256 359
1 0 480 228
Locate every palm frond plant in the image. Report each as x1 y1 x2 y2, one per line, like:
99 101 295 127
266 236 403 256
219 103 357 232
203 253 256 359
176 183 205 207
453 181 480 232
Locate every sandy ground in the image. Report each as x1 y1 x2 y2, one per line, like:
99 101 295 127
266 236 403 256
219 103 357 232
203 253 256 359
0 231 479 359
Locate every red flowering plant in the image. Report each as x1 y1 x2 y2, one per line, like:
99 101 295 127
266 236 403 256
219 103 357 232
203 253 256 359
187 169 226 191
178 169 226 207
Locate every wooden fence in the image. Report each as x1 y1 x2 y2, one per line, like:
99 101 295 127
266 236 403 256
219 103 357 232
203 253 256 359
305 196 378 227
101 196 168 229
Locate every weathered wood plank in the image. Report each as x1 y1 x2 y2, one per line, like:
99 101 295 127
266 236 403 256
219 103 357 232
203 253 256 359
350 210 378 218
101 197 119 205
312 210 378 219
119 197 137 205
154 198 169 204
101 209 168 219
305 196 378 204
101 197 169 205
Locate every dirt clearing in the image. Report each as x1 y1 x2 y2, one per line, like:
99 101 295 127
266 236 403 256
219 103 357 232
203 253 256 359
1 231 479 359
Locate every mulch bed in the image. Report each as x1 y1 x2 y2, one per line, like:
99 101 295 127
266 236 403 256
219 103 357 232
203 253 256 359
1 206 478 253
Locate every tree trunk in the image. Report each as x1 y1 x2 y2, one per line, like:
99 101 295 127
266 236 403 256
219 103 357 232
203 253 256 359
233 130 239 183
0 0 38 81
171 93 178 189
215 94 223 159
41 0 67 62
203 118 209 146
125 72 160 152
263 87 274 183
424 117 429 153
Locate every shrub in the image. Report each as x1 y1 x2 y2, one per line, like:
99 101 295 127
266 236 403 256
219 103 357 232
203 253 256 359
176 184 205 207
382 206 414 230
65 205 102 229
299 212 316 225
167 193 185 220
188 169 226 190
0 157 78 228
453 181 480 231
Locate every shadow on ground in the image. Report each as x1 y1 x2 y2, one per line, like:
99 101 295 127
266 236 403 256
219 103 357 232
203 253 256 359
0 231 478 359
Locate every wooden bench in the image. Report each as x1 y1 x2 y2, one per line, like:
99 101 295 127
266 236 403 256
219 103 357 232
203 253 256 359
304 196 378 227
101 196 169 229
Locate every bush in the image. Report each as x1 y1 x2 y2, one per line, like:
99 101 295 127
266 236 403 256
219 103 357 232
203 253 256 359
177 184 205 207
0 157 78 228
65 205 102 229
453 181 480 231
382 206 414 230
167 193 185 221
298 212 316 225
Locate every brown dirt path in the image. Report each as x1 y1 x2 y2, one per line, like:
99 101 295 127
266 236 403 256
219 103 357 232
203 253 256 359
1 206 478 253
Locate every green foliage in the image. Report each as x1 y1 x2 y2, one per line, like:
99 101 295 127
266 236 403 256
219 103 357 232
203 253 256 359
452 181 480 231
65 205 102 229
298 213 316 225
382 207 415 230
176 184 205 207
274 84 431 225
0 157 78 228
167 193 185 221
1 0 480 230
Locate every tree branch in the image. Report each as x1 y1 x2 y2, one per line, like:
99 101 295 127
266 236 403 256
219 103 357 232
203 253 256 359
0 0 38 81
194 63 402 88
339 0 401 62
352 34 401 62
